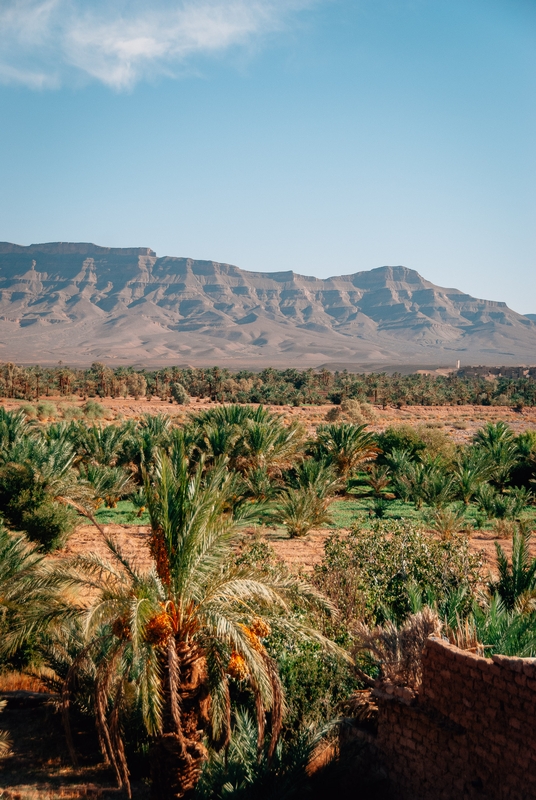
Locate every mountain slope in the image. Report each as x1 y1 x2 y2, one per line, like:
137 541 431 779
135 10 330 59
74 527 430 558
0 242 534 368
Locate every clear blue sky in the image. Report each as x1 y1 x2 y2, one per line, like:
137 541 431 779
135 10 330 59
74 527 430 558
0 0 534 312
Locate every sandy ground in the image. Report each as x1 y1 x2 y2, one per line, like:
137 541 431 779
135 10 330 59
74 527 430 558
2 395 536 441
63 521 534 581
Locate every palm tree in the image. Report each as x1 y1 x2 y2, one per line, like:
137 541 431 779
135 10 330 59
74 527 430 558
314 424 378 480
274 487 333 538
452 450 491 505
73 421 135 467
426 506 466 539
355 464 392 498
0 407 36 454
284 459 340 500
392 459 427 509
131 414 173 468
195 707 324 800
274 460 339 538
236 418 303 473
0 434 98 548
491 527 536 610
191 406 302 475
79 463 134 508
420 456 455 509
0 522 69 659
64 448 344 799
383 448 414 502
474 421 519 493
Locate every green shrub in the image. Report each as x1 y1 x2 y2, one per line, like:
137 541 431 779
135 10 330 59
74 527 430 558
274 641 357 735
314 521 481 626
21 403 37 418
21 500 77 551
376 426 426 462
36 401 57 420
83 399 105 419
170 382 190 405
60 404 84 420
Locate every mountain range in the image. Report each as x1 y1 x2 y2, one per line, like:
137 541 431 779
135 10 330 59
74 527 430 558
0 241 534 369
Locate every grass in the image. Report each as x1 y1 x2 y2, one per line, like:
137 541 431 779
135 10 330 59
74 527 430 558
329 497 421 529
87 497 536 536
328 496 536 531
93 501 149 526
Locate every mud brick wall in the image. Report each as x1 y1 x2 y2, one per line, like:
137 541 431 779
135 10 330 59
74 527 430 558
376 637 536 800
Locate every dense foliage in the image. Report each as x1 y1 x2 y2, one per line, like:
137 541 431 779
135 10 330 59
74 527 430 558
1 362 536 407
0 397 535 798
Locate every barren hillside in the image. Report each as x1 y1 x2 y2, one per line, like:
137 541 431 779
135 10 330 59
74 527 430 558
1 241 535 368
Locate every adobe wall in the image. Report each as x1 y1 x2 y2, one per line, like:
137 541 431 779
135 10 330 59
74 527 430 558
375 637 536 800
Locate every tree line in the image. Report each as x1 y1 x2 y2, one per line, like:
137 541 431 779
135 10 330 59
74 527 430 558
1 362 536 407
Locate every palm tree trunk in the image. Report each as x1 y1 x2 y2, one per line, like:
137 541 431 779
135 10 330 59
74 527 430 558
150 643 210 800
150 733 206 800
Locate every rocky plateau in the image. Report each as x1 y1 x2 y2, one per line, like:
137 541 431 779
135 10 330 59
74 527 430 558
0 241 534 369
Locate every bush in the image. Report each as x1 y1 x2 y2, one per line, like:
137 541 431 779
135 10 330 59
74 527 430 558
21 500 77 551
36 401 57 420
170 382 190 405
325 406 341 422
376 426 426 462
21 403 36 418
314 521 481 626
60 404 84 420
274 641 357 734
340 398 377 424
83 400 105 419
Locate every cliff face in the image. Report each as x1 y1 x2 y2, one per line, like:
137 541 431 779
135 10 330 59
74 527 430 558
0 242 534 367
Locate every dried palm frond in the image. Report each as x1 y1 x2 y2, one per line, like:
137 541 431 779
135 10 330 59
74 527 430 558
340 689 378 724
0 701 11 757
446 616 485 655
354 607 442 689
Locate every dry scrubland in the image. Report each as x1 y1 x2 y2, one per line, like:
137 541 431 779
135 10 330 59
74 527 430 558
3 393 536 439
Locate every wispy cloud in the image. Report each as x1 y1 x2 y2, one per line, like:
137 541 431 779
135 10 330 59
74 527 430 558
0 0 315 90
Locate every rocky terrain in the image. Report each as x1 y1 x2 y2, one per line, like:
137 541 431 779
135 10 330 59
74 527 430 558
0 241 535 368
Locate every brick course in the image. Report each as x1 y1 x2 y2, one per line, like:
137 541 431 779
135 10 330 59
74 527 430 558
375 637 536 799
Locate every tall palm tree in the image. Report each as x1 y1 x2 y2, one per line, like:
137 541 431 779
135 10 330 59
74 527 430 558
64 448 344 799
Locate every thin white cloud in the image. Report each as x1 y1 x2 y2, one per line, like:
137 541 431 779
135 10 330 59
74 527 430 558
0 0 315 90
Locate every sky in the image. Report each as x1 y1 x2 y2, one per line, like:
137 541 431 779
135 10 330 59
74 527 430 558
0 0 535 313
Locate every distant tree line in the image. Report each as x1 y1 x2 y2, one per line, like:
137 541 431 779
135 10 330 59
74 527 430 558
1 362 536 407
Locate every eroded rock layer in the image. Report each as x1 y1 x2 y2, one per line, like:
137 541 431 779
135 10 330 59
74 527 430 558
0 242 534 367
